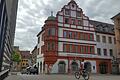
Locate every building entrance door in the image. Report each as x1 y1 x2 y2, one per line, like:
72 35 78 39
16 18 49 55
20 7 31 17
99 62 108 74
71 62 78 73
58 61 66 73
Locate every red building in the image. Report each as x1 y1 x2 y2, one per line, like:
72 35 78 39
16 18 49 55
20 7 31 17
37 0 114 74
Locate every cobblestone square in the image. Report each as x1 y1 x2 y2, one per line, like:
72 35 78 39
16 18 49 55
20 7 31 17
4 74 120 80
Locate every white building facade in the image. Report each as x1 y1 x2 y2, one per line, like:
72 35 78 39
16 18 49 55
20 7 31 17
36 0 115 74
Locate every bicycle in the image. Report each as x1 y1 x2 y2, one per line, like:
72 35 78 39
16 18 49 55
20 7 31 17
75 69 89 80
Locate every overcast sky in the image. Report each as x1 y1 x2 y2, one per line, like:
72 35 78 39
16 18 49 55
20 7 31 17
14 0 120 51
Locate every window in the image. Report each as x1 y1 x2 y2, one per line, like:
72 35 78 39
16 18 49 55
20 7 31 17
71 19 75 25
80 46 84 53
51 42 55 50
80 32 84 40
84 33 88 40
85 46 89 54
38 37 40 43
93 66 95 70
103 49 107 56
76 11 81 17
42 33 45 41
51 28 55 36
78 20 81 25
74 45 78 53
109 49 113 56
69 31 73 38
97 48 101 55
114 37 116 44
38 49 39 55
74 32 78 39
65 18 69 24
96 35 100 42
90 46 94 53
102 36 106 43
63 31 67 38
108 37 112 44
47 43 51 50
65 9 70 15
63 44 67 52
90 34 93 41
69 45 72 52
48 28 56 36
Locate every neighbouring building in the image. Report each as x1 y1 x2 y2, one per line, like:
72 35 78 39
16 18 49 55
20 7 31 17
36 0 115 74
0 0 18 76
90 20 116 74
31 45 38 66
20 51 31 70
111 13 120 73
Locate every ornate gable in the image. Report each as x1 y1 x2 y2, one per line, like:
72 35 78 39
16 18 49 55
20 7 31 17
56 0 94 31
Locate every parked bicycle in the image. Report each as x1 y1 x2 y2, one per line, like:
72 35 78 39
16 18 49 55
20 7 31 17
75 69 89 80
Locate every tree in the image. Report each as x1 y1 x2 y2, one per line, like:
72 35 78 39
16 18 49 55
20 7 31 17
12 51 21 62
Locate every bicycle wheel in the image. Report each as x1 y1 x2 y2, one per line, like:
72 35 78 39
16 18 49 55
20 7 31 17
83 72 89 80
75 72 81 79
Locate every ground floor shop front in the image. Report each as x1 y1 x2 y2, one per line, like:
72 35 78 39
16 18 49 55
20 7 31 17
37 56 112 74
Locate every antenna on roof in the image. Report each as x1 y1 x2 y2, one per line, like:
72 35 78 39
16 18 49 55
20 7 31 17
51 11 53 16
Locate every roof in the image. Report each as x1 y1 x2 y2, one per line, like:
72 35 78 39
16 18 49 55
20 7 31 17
111 13 120 20
47 15 56 21
20 51 31 59
89 20 114 34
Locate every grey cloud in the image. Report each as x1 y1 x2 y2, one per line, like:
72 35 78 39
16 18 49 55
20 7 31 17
14 0 120 51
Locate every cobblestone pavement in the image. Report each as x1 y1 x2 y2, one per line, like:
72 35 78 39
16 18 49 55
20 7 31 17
4 73 120 80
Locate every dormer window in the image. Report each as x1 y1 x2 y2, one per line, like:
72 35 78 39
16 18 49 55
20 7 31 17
65 9 70 15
